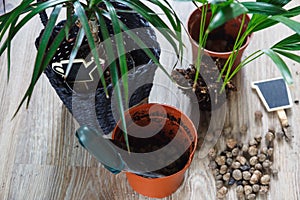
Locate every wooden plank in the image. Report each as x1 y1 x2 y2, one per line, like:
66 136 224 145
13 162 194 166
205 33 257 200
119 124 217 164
0 1 300 200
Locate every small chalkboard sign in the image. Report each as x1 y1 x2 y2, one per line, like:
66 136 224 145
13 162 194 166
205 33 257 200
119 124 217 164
252 78 292 112
252 77 292 127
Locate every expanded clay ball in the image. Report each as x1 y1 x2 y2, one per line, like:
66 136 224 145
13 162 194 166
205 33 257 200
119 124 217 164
255 163 263 170
254 135 262 143
261 147 268 155
262 160 272 169
260 186 269 194
244 185 253 195
267 148 274 157
241 144 249 153
220 165 228 174
265 131 275 142
252 184 260 193
226 151 233 158
254 170 263 178
242 171 252 181
250 175 259 185
215 156 226 166
246 193 256 200
249 139 258 146
223 173 231 182
217 186 228 199
249 156 259 166
216 174 223 180
232 169 242 181
260 175 271 185
242 180 249 186
236 156 247 165
232 148 239 157
226 158 233 166
216 180 224 189
248 146 258 156
258 153 267 162
232 162 241 169
236 185 244 194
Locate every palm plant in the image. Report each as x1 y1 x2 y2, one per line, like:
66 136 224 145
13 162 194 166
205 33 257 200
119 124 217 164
0 0 183 150
223 0 300 89
181 0 300 90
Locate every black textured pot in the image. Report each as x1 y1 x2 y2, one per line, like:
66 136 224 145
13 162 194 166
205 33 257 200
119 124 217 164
35 2 160 135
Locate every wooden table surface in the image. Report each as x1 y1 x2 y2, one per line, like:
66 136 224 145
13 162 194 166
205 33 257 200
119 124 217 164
1 1 299 200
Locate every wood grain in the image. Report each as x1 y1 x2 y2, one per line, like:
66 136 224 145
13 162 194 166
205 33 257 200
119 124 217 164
0 1 300 200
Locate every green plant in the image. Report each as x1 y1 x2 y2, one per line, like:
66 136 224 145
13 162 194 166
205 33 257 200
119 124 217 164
0 0 183 150
184 0 248 90
222 0 300 90
180 0 300 90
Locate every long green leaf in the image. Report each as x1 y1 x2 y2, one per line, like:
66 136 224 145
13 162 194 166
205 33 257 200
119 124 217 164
273 49 300 63
242 2 287 15
104 1 129 107
286 6 300 17
98 6 174 82
13 23 68 118
258 0 291 7
147 0 177 32
40 24 75 78
74 1 108 97
103 1 130 151
272 34 300 50
262 49 293 84
270 15 300 35
89 0 97 8
95 5 131 152
116 0 180 57
273 44 300 51
65 3 75 40
148 0 183 59
208 2 248 32
65 27 85 78
251 6 300 32
119 19 174 79
6 15 19 81
33 5 62 87
0 12 10 28
0 0 34 43
0 0 70 58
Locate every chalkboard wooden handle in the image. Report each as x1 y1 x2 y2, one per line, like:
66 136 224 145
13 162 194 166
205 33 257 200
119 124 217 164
277 109 289 127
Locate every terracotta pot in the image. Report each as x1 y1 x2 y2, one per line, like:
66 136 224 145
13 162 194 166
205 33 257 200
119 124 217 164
187 5 251 71
112 103 197 198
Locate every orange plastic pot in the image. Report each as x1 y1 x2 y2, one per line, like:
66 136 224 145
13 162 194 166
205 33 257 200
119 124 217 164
112 103 197 198
187 5 251 71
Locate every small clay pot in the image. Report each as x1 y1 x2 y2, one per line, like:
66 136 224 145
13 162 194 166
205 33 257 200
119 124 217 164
187 5 251 71
112 103 197 198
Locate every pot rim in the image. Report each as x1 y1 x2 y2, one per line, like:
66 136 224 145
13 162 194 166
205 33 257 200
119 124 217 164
112 103 198 179
187 7 252 56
